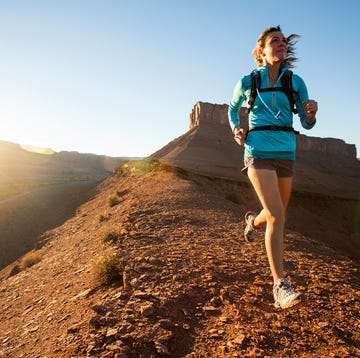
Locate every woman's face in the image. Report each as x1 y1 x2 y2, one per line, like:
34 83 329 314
260 31 287 64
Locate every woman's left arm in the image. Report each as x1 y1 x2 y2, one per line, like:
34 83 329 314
302 99 318 125
294 75 318 129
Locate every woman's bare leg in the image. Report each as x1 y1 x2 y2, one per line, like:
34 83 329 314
247 168 293 284
252 177 293 227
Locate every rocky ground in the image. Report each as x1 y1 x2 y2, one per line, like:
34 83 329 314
0 161 359 357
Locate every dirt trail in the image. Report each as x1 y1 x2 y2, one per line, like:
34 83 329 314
0 163 359 357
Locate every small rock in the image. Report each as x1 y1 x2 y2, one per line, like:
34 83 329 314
114 291 128 300
71 288 94 301
227 340 235 348
133 290 153 299
140 303 155 317
91 304 108 315
2 336 10 344
28 325 39 333
89 315 106 328
106 328 118 338
86 344 96 354
114 353 128 358
153 327 173 343
208 329 224 338
246 347 265 357
233 333 246 345
154 342 170 356
130 278 139 287
107 344 121 351
138 263 153 270
159 319 173 328
202 305 220 312
67 324 81 334
317 321 330 328
118 323 135 334
148 256 163 265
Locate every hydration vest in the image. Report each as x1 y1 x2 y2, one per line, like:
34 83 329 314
246 69 299 114
245 69 300 135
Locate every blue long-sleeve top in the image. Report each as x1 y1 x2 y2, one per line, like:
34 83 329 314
228 65 316 160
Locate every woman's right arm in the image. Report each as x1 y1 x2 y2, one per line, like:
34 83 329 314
228 78 247 145
228 79 246 132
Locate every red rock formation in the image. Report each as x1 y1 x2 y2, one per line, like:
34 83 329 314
151 101 360 199
190 101 356 158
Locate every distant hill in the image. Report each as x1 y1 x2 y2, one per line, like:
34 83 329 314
0 140 128 176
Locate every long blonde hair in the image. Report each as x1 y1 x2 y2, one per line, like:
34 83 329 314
252 26 299 68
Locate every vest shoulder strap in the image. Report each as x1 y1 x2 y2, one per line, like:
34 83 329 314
281 70 298 114
246 70 260 114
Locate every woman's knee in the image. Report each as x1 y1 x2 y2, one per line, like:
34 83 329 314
265 209 285 227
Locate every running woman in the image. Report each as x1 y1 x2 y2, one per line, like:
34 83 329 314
228 26 318 309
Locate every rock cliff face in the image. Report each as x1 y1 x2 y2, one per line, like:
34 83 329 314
296 135 356 157
151 101 360 199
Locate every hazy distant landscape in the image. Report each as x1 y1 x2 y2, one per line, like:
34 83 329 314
0 179 102 270
0 140 129 269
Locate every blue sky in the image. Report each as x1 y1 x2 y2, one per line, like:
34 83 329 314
0 0 359 157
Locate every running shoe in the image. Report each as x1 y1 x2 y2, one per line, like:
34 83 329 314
273 278 307 309
244 211 258 242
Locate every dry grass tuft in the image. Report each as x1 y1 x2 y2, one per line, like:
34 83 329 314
91 252 124 286
100 228 121 246
20 251 42 270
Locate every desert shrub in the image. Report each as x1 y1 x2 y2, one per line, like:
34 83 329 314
98 214 106 222
100 229 120 246
108 196 120 207
91 253 124 286
120 159 159 176
117 189 129 197
20 251 42 270
119 159 182 177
